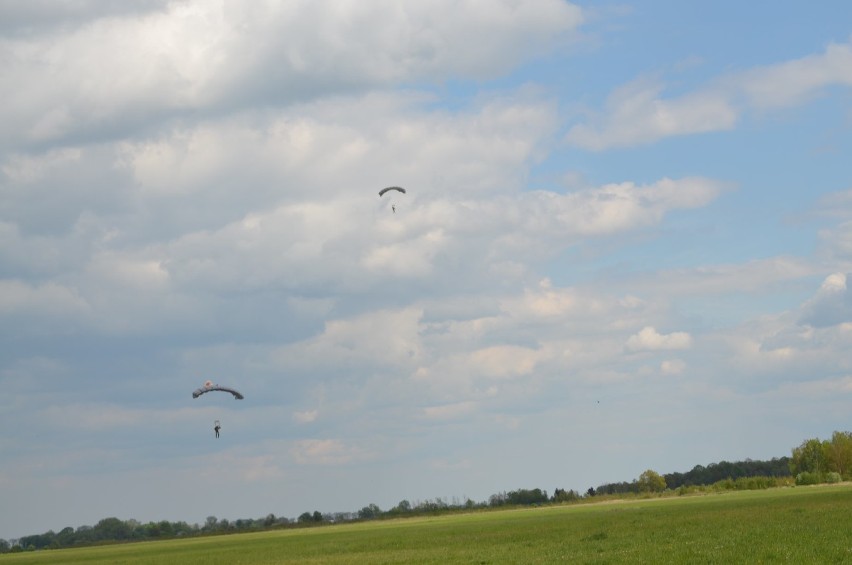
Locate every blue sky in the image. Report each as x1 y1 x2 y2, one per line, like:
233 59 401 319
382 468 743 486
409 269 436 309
2 0 852 539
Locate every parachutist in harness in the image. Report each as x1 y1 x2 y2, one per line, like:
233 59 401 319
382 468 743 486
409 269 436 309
192 381 242 439
379 186 405 215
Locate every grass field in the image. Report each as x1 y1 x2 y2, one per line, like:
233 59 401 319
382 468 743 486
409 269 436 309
4 485 851 564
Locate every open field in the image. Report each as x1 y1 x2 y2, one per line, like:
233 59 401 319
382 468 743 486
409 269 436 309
4 485 852 564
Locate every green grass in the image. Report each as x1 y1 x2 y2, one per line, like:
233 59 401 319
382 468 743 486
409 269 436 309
4 485 852 564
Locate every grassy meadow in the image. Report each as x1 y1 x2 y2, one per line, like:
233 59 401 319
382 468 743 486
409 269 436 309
4 484 851 564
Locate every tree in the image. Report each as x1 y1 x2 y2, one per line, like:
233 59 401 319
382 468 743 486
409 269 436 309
297 512 313 523
505 488 548 505
158 520 174 537
93 518 131 541
660 458 791 489
75 525 94 545
57 526 76 546
358 503 381 519
19 533 54 550
637 469 666 493
393 499 411 513
552 488 579 502
825 431 852 478
790 438 827 476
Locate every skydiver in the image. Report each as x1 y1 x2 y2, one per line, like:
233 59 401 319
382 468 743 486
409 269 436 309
392 204 396 213
214 421 221 438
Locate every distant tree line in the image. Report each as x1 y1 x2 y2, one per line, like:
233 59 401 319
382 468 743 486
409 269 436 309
665 457 793 489
0 490 582 552
1 514 307 553
590 457 792 496
4 517 200 553
4 431 850 553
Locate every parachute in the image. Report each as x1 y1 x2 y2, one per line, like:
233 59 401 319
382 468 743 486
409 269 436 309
378 186 406 197
192 381 244 400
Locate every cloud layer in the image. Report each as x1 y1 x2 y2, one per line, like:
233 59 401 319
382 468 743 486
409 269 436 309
2 1 852 541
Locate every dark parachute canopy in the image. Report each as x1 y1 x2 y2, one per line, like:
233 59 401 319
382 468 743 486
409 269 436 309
192 380 244 400
378 186 406 197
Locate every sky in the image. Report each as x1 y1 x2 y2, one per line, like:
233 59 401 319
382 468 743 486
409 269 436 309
2 0 852 539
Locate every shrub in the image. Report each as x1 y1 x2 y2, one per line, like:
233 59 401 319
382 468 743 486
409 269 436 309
713 478 735 491
733 476 777 490
825 472 842 484
795 472 821 485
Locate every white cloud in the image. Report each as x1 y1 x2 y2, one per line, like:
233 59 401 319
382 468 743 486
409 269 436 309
566 40 852 150
86 253 170 290
0 85 724 343
469 345 539 379
362 229 448 277
0 2 171 35
234 455 287 483
477 177 723 251
723 334 798 375
193 447 290 483
38 404 150 431
274 308 424 370
626 326 692 352
422 401 478 421
617 256 815 297
799 273 852 327
0 279 88 317
290 439 365 465
740 41 852 110
817 217 852 264
565 77 737 150
0 0 584 149
692 276 852 388
660 359 686 375
506 278 582 318
110 107 720 297
292 410 319 424
1 148 83 183
774 375 852 397
105 92 561 239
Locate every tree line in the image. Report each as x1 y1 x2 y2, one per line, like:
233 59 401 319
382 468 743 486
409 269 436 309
2 490 577 552
787 430 852 485
590 457 792 496
4 430 851 553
